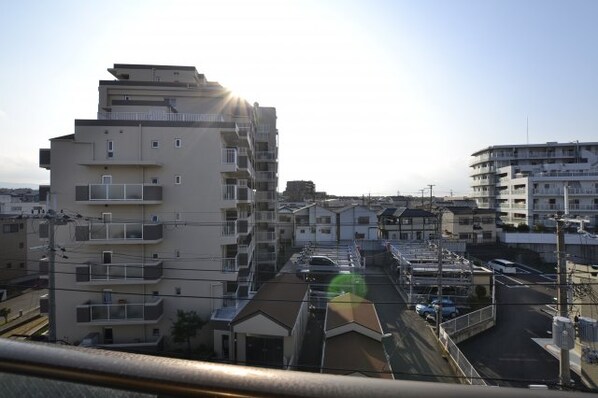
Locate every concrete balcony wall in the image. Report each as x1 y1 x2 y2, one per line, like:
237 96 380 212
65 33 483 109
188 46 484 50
77 298 163 324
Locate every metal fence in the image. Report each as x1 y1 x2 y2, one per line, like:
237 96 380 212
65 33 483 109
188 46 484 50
439 327 487 386
440 305 495 335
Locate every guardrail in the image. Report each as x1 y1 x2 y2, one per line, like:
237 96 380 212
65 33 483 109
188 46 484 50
0 340 588 397
439 326 487 386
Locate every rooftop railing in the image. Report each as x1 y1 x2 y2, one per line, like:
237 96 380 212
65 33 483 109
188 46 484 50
0 340 588 397
97 112 225 122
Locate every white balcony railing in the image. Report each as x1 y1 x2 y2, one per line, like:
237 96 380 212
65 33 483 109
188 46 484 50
98 112 225 123
222 185 236 201
87 262 162 281
222 257 238 272
221 148 237 165
89 184 143 200
222 221 236 237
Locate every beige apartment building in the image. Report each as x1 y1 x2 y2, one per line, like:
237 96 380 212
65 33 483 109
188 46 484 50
39 64 278 349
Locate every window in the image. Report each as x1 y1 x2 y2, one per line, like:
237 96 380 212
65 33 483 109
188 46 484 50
401 218 412 225
175 175 182 184
151 215 159 223
19 262 25 268
6 263 12 268
357 216 369 225
300 229 305 234
355 232 365 239
175 287 181 295
321 228 331 234
175 250 180 258
459 233 470 240
19 242 24 249
175 138 182 148
153 328 160 337
102 213 112 223
483 232 493 240
102 175 112 184
151 140 159 149
151 177 159 184
3 224 18 233
152 253 159 259
102 251 112 264
400 233 409 240
107 140 114 158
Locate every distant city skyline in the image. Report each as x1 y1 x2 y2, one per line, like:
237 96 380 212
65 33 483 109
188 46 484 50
1 0 597 196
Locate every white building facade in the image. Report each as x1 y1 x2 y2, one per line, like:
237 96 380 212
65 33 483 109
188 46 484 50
39 64 278 349
471 142 598 228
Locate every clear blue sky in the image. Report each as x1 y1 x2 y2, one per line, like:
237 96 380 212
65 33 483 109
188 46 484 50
1 0 597 196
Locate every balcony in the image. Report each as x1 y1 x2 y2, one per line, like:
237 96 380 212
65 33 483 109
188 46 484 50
75 223 163 244
75 184 162 204
75 261 163 284
255 150 277 162
221 185 254 207
255 191 276 202
97 111 224 122
256 171 277 182
256 231 276 243
221 221 238 245
222 257 238 272
39 149 51 169
76 298 163 325
255 211 276 222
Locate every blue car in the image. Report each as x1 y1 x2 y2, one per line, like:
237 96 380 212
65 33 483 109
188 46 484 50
415 298 458 318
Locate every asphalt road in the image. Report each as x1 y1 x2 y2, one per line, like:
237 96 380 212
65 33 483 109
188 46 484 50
458 267 583 388
364 267 458 383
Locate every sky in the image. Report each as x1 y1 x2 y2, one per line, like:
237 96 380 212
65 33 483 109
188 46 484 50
1 0 597 197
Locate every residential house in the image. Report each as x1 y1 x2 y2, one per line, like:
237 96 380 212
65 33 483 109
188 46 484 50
336 205 378 241
293 204 337 245
321 293 392 379
441 207 497 244
377 208 437 241
228 273 309 369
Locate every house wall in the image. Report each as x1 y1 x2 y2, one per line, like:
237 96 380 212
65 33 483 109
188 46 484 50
338 206 377 241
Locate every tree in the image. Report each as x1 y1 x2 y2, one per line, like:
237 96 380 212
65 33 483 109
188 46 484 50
0 307 11 323
171 310 205 354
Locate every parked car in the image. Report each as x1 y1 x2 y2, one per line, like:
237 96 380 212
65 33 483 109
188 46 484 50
415 298 458 318
487 259 517 274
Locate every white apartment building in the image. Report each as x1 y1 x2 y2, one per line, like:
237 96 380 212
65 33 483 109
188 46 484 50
39 64 278 350
471 142 598 228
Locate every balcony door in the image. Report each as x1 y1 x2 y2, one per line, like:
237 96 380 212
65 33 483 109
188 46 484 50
102 175 112 184
102 289 112 304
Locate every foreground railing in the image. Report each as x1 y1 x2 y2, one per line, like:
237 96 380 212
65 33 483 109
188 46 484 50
0 340 588 397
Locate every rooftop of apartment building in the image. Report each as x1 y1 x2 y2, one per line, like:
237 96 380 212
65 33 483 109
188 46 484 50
471 141 598 156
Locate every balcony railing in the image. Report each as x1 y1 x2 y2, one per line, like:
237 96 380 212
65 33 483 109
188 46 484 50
76 223 163 243
98 112 225 122
256 231 276 242
76 184 162 203
76 298 163 324
76 261 163 283
222 221 236 236
222 257 238 272
255 211 276 222
222 185 254 203
0 339 588 398
255 150 277 161
256 171 277 181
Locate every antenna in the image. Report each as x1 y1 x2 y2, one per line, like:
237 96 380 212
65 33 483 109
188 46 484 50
526 116 529 145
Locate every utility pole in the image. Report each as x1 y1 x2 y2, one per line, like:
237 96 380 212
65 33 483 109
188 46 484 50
419 189 425 207
46 195 57 343
556 218 570 386
436 210 443 336
427 184 435 212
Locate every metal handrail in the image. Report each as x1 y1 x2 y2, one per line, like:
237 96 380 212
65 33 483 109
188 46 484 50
0 340 588 397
